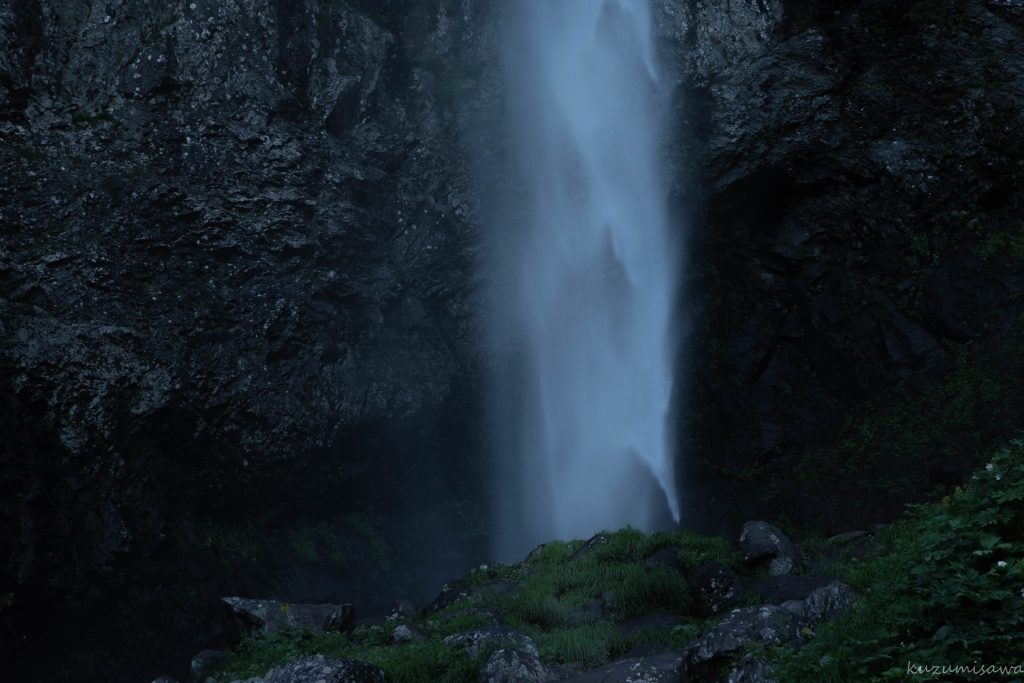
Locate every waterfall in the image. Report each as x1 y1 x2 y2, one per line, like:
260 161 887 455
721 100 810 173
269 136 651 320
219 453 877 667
489 0 680 559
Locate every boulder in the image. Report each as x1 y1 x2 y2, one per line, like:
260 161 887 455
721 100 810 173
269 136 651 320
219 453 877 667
739 522 802 575
570 533 613 561
780 600 805 616
564 653 685 682
686 606 800 670
443 627 539 659
389 624 428 645
480 648 559 683
798 581 857 624
726 654 776 683
325 605 358 634
222 598 356 640
244 655 385 683
689 561 743 616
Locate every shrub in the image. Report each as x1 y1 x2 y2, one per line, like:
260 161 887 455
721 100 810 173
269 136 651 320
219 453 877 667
771 439 1024 680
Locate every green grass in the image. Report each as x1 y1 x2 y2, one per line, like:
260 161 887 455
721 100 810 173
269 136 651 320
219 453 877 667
534 623 618 667
208 528 736 679
791 339 1024 531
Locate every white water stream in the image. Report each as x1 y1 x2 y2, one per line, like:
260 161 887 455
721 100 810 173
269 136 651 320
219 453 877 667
491 0 680 558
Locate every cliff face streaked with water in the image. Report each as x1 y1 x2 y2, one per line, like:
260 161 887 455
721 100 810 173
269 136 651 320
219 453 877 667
1 0 1023 679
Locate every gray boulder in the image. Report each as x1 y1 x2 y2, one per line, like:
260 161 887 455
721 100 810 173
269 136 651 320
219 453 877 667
443 626 539 659
726 654 776 683
798 581 857 624
565 653 685 682
739 522 802 575
389 624 428 645
324 605 358 634
480 648 559 683
239 655 385 683
689 561 743 616
570 533 613 561
222 597 356 639
686 606 801 668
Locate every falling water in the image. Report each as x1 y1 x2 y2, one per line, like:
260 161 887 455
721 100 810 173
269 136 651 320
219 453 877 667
490 0 680 559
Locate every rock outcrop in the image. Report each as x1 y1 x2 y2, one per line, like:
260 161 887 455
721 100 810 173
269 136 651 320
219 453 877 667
222 597 356 640
233 655 385 683
663 0 1024 531
0 1 490 680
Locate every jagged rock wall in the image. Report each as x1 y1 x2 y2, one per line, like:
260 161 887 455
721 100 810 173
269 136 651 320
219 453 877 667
658 0 1024 529
0 0 491 679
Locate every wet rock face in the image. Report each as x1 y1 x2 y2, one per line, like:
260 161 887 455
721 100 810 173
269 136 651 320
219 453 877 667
661 0 1024 530
0 0 491 680
2 0 483 474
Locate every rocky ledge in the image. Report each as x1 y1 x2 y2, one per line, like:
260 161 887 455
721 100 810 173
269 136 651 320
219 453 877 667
166 521 861 683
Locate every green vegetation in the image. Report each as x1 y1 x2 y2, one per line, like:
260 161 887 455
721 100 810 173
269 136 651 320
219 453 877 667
771 439 1024 680
212 627 478 683
201 512 392 595
791 339 1024 531
209 528 736 681
209 443 1024 682
979 224 1024 263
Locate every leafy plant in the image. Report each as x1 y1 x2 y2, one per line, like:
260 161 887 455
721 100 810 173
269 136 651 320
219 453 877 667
772 439 1024 680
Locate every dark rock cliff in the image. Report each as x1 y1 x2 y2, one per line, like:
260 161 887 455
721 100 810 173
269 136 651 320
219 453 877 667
1 0 1022 679
0 0 491 679
659 0 1024 531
